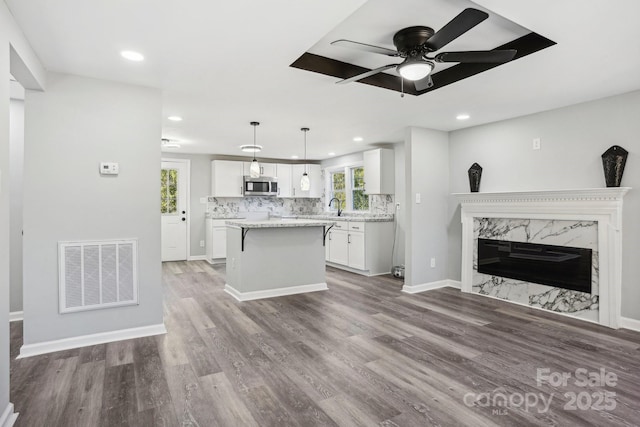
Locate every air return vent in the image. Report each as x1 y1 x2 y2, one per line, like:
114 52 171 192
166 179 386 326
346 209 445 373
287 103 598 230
59 239 138 314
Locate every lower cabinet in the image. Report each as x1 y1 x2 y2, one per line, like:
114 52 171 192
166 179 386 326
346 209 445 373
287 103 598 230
325 220 392 275
206 219 227 263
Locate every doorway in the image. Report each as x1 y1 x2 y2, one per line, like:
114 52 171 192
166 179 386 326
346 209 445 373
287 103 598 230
161 159 190 261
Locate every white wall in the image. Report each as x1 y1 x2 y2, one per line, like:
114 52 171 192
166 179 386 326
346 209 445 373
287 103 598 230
393 142 405 266
0 2 46 421
405 127 450 287
448 89 640 320
22 73 164 346
9 99 24 314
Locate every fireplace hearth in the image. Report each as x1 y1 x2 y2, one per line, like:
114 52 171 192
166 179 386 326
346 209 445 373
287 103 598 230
478 238 592 294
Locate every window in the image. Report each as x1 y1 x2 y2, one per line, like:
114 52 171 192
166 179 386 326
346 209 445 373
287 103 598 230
327 164 369 212
160 168 178 214
330 171 346 210
351 166 368 211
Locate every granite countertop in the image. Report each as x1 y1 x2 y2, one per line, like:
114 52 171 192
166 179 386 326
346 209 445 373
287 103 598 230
297 214 394 222
226 219 336 229
206 214 245 219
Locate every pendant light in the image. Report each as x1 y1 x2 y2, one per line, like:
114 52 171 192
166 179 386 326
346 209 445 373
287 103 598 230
300 127 310 191
249 121 260 178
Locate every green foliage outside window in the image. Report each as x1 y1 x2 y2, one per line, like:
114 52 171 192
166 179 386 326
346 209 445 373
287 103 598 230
351 167 368 211
161 169 178 214
331 172 346 211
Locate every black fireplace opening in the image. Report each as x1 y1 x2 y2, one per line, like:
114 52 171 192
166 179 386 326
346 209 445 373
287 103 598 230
477 238 592 293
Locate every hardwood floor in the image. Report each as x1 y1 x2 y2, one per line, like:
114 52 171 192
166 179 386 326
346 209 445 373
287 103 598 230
10 261 640 426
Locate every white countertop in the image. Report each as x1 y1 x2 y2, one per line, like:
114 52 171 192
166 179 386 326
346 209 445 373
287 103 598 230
226 218 336 229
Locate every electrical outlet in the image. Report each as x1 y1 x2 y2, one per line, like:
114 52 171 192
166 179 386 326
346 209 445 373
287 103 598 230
415 193 421 204
533 138 541 150
430 258 436 268
199 240 205 248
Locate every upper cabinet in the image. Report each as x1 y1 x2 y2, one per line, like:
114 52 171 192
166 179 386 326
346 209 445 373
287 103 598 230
242 162 277 177
292 164 322 198
276 164 292 198
364 148 394 194
211 160 243 197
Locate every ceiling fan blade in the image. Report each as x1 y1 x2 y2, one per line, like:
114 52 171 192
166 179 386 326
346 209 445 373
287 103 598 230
337 64 398 84
425 8 489 51
331 39 399 57
435 49 517 63
414 75 433 91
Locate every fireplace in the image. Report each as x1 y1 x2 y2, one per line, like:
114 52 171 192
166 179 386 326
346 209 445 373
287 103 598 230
478 238 592 293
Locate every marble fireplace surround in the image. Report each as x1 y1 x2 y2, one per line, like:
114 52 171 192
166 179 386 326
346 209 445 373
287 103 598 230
455 188 630 329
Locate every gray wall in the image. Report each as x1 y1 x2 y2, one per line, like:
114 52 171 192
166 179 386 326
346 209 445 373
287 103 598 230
23 73 164 345
162 153 210 257
405 127 450 286
448 89 640 320
0 2 46 418
393 143 405 266
9 99 23 313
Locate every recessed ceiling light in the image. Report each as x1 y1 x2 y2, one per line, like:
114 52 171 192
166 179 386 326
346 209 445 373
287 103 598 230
328 152 336 156
456 114 470 120
240 144 262 153
121 50 144 62
353 136 363 142
161 138 180 149
167 116 183 122
291 155 299 159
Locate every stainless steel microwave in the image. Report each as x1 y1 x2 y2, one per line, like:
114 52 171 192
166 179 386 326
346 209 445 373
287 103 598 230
243 176 278 196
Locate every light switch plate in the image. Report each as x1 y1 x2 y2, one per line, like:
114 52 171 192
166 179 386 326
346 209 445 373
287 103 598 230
415 193 421 204
99 162 119 175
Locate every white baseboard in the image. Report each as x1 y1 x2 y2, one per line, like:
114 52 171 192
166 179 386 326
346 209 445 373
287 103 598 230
188 255 207 261
402 279 461 294
225 283 328 302
9 311 23 322
620 317 640 332
18 323 167 359
0 403 17 427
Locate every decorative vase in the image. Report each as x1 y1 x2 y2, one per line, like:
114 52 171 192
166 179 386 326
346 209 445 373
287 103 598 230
468 163 482 193
601 145 628 187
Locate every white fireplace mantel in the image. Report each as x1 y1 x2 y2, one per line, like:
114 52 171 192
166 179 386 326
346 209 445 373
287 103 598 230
454 188 630 328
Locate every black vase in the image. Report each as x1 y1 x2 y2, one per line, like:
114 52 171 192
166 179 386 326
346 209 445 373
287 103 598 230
601 145 628 187
468 163 483 193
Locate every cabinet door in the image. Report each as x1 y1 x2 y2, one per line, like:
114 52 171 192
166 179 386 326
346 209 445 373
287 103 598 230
205 219 214 261
276 164 292 198
243 162 277 177
211 227 227 259
308 164 322 198
212 160 243 197
364 148 394 195
329 229 349 265
292 164 306 197
348 232 366 270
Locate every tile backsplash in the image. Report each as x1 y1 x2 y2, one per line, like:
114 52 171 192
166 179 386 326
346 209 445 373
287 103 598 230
207 196 322 217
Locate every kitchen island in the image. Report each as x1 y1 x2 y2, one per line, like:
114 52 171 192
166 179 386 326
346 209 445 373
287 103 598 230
224 219 335 301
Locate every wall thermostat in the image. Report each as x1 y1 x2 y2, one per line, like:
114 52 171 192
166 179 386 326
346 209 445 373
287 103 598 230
99 162 119 175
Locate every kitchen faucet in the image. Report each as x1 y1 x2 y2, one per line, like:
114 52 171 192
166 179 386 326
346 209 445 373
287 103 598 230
328 197 343 216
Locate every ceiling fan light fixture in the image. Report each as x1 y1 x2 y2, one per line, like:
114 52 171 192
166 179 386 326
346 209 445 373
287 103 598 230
397 59 434 81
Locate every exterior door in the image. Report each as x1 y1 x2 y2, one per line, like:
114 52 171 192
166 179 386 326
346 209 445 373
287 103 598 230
161 160 188 261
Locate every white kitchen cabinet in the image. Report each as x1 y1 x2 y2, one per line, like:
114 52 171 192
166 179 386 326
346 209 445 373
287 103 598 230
329 229 349 265
292 164 322 198
276 163 292 198
243 162 277 177
211 160 243 197
206 219 227 263
364 148 395 194
325 219 393 275
347 230 365 270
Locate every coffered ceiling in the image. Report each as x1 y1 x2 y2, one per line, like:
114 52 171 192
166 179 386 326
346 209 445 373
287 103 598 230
6 0 640 159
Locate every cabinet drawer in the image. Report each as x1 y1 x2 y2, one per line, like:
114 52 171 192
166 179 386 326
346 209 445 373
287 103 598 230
332 221 347 230
348 221 365 232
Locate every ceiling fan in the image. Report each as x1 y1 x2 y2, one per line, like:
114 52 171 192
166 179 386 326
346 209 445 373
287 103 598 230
331 8 517 91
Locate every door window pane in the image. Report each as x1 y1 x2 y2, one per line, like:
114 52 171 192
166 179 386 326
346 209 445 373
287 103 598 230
161 168 179 214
